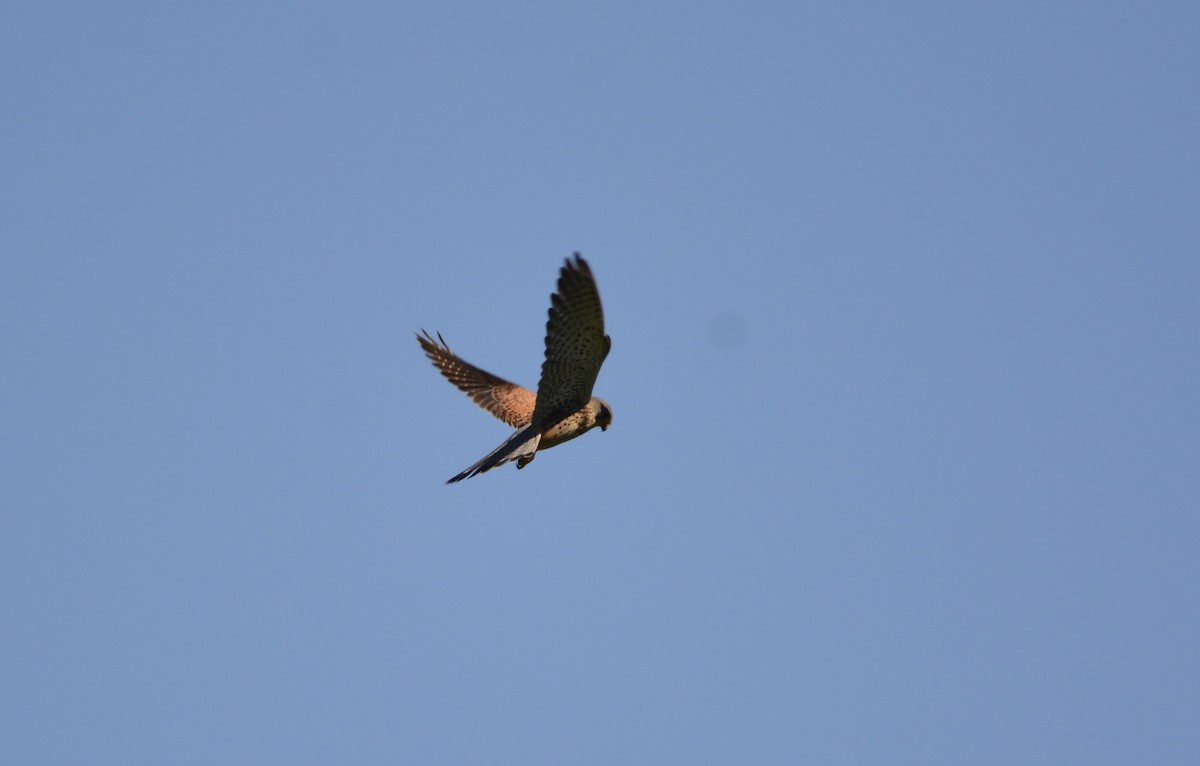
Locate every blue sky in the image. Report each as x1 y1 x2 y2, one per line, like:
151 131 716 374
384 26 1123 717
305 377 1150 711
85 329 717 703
3 2 1197 763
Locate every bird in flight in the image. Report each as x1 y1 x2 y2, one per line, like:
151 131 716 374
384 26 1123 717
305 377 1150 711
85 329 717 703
418 253 612 483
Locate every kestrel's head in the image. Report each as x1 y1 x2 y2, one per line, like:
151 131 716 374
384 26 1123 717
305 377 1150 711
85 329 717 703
593 398 613 432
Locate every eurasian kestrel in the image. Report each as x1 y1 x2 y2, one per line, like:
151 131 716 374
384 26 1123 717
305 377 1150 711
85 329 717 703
418 253 612 483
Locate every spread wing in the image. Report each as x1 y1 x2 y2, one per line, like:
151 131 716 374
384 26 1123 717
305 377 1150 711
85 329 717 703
417 330 536 428
530 253 611 427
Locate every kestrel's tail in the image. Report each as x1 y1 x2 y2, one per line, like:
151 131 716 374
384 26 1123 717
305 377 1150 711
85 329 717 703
446 426 542 484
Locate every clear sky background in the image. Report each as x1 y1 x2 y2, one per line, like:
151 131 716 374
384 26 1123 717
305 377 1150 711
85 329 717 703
3 2 1197 764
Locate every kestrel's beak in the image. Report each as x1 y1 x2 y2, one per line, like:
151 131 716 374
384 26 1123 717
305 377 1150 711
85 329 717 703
595 400 612 432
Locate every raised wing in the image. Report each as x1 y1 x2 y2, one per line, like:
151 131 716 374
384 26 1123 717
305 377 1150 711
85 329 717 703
417 330 536 428
530 253 611 427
